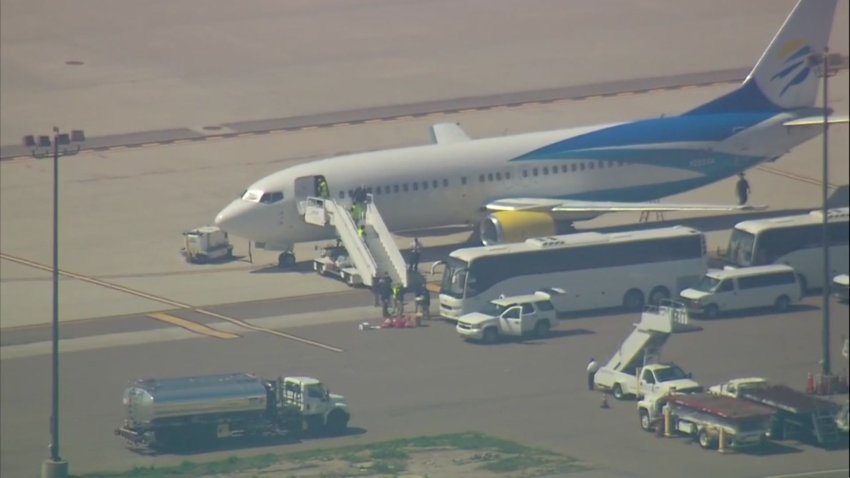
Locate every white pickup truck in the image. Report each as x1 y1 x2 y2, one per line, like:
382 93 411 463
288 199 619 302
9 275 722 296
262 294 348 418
455 290 561 344
594 363 702 400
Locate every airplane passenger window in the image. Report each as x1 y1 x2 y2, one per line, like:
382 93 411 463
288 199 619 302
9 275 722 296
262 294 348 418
394 185 400 193
375 187 381 195
505 172 511 179
339 191 345 199
562 165 568 173
571 164 577 172
422 181 428 190
579 163 585 171
495 172 502 181
479 174 485 182
384 186 390 194
432 180 438 188
442 179 448 187
413 183 419 191
487 173 493 181
348 190 354 197
523 170 528 178
533 168 538 176
588 163 594 170
598 161 605 169
403 184 409 192
543 167 549 175
608 161 615 168
461 177 467 185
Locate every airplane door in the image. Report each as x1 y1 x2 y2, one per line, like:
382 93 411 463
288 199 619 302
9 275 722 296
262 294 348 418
294 176 320 214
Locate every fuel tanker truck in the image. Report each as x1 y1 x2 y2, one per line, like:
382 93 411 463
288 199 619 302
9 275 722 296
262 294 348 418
114 373 350 451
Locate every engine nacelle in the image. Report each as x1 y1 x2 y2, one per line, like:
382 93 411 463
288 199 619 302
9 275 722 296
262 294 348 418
479 211 575 245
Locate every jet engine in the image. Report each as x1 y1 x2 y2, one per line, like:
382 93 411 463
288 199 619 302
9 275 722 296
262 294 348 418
479 211 576 245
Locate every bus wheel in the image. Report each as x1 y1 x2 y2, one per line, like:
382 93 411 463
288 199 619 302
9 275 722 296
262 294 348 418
774 295 791 313
622 289 644 311
648 287 669 305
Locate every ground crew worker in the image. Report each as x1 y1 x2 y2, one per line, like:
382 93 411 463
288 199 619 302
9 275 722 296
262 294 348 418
317 177 330 199
736 172 751 205
416 287 431 320
586 357 599 391
379 273 392 317
408 237 422 272
392 283 405 316
358 224 366 240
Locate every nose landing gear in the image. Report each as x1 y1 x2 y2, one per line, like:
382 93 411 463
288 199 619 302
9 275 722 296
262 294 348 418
278 251 296 268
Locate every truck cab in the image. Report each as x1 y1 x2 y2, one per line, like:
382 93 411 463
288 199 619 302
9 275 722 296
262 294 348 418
455 290 561 344
596 362 702 400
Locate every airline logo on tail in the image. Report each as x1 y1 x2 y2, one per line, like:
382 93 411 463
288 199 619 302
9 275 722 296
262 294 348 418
770 39 814 96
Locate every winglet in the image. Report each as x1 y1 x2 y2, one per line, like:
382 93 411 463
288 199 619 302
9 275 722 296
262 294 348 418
431 122 470 144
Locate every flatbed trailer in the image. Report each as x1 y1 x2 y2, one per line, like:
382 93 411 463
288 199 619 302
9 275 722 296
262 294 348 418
639 393 774 450
738 384 842 444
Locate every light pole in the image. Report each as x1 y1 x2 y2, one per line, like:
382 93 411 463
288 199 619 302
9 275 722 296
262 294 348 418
22 128 85 478
807 48 841 383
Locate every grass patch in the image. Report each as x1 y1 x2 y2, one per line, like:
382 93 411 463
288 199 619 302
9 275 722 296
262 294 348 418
76 432 589 478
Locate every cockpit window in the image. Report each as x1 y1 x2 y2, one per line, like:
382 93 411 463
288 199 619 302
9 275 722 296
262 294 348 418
241 189 284 204
242 190 262 202
260 192 284 204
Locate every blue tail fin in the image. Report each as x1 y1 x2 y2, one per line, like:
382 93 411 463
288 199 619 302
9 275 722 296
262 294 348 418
685 0 837 115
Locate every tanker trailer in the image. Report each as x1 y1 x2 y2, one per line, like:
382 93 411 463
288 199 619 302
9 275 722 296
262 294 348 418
115 373 349 451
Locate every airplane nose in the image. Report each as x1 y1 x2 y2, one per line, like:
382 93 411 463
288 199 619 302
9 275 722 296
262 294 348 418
214 201 245 235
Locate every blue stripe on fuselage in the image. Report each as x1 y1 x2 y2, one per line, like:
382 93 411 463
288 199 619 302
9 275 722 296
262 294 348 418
513 112 776 160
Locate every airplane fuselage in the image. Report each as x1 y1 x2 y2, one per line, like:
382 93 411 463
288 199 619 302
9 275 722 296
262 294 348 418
215 109 820 250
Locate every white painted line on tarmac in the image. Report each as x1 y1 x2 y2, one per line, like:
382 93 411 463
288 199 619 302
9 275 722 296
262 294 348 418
764 469 850 478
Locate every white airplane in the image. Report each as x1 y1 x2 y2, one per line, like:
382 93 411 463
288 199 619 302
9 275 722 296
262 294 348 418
216 0 847 267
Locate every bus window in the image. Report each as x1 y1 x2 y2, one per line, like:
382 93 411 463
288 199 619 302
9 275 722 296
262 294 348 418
440 258 468 299
727 229 755 266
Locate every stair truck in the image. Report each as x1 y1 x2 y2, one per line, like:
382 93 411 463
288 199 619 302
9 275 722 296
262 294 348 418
638 392 774 450
115 373 350 451
709 377 844 445
593 301 702 399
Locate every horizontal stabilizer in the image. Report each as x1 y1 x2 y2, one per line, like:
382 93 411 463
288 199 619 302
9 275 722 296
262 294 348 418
486 197 767 214
783 114 849 127
430 122 470 144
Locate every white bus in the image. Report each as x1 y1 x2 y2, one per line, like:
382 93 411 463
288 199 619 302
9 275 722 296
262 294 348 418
438 226 707 319
725 208 849 292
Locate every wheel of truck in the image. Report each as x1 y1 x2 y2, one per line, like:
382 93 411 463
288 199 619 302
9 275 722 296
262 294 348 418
622 289 644 311
612 383 625 400
704 304 719 319
278 252 296 268
482 327 499 344
774 295 791 313
698 429 716 449
639 409 653 431
648 287 670 306
533 320 551 338
325 409 349 435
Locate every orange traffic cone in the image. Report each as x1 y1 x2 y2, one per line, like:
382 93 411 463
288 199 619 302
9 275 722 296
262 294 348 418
806 372 814 394
600 394 610 409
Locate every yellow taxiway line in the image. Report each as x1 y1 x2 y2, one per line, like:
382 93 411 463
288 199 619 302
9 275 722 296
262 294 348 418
147 312 240 340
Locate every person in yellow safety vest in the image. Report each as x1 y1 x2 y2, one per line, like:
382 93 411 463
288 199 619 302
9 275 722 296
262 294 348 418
392 283 404 316
358 224 366 240
318 177 330 199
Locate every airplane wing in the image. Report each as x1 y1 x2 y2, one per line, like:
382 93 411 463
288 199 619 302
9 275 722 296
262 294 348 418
485 198 767 213
430 122 470 144
783 114 849 127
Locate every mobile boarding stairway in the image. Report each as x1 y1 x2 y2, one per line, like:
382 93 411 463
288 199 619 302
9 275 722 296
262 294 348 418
302 196 408 289
603 300 691 375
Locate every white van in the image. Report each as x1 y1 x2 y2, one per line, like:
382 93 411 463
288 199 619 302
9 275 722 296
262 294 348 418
679 265 801 318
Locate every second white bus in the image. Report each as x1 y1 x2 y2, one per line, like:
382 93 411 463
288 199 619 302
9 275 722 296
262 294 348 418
438 226 707 319
725 208 849 292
